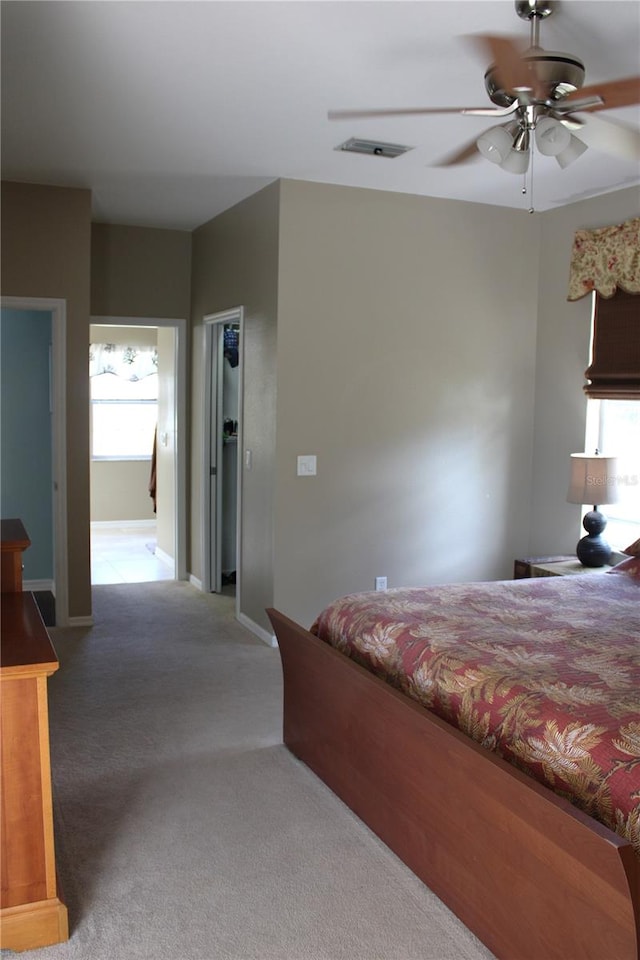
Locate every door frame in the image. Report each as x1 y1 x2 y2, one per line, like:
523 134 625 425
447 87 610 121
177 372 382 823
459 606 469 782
91 315 188 581
1 296 69 625
202 307 244 617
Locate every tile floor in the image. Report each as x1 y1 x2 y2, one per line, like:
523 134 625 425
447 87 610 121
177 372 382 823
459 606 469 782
91 523 174 585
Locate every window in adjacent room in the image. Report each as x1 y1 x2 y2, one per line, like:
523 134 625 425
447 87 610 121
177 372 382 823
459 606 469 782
90 343 158 460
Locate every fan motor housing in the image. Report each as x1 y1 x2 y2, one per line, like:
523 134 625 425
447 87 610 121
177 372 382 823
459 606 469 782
515 0 555 20
485 51 586 106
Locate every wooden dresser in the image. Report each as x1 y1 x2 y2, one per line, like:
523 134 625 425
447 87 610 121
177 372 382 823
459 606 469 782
0 519 69 951
1 517 31 592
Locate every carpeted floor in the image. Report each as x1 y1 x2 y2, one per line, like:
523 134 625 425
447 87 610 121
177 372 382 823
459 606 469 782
15 581 495 960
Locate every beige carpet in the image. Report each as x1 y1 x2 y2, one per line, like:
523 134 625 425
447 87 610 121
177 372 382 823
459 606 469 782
18 581 496 960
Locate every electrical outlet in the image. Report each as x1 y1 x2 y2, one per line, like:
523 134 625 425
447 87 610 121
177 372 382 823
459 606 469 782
375 576 387 591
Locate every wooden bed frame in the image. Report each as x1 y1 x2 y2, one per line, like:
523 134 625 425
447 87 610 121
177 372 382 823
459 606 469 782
267 608 640 960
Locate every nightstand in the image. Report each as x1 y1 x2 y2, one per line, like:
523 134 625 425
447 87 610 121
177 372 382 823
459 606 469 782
514 555 613 578
514 555 572 579
529 558 614 577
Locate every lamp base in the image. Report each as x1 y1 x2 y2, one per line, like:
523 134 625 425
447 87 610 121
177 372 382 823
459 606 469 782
576 509 612 568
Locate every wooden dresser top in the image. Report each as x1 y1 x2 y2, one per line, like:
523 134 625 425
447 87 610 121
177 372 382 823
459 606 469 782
1 592 59 676
1 517 31 553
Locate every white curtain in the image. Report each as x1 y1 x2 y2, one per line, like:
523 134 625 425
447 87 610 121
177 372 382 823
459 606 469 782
89 343 158 380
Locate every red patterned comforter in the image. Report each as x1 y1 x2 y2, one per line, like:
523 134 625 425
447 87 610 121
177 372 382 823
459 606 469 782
311 573 640 855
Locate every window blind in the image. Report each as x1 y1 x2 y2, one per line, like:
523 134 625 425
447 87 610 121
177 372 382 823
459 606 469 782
584 289 640 399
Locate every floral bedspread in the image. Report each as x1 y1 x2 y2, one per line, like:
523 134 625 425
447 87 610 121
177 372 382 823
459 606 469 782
311 573 640 855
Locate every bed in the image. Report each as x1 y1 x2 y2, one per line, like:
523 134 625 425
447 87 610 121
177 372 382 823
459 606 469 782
267 558 640 960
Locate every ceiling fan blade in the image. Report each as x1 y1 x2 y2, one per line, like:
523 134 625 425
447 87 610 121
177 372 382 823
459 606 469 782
471 34 544 100
554 96 604 116
564 76 640 112
572 113 640 161
328 106 488 120
431 137 479 167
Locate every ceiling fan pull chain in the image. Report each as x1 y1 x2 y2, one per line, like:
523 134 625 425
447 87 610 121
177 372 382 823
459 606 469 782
521 138 529 197
521 141 535 213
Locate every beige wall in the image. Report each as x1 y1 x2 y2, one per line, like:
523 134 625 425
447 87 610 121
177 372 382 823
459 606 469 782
1 181 92 618
274 180 541 626
91 461 156 522
529 186 640 556
190 183 280 631
91 223 191 319
91 324 158 346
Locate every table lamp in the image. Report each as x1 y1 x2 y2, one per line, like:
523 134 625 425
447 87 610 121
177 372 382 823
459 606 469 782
567 452 619 567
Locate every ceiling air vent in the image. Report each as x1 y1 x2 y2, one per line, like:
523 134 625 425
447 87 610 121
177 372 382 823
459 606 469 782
337 137 412 159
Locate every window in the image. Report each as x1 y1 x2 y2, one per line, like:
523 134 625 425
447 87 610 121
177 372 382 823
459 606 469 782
584 289 639 400
582 289 640 550
584 399 640 550
90 343 158 460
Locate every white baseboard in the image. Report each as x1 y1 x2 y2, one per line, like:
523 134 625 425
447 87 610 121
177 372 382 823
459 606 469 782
155 545 174 569
186 576 276 648
24 579 55 593
68 616 94 627
237 612 278 648
91 519 156 529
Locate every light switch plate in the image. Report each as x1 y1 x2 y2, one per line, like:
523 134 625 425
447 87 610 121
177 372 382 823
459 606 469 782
297 455 317 476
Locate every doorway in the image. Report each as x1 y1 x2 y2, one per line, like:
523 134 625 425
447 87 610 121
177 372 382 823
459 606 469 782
0 297 68 625
203 308 243 613
89 316 187 585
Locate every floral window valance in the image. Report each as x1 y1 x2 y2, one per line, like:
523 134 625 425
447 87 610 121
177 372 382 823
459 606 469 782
567 217 640 302
89 343 158 380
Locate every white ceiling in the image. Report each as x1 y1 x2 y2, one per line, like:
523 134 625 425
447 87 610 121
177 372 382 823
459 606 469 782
2 0 639 230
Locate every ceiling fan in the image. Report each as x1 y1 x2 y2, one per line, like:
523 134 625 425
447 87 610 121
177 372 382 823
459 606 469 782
329 0 640 174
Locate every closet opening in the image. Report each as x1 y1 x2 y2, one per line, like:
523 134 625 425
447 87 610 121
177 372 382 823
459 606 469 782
202 308 243 612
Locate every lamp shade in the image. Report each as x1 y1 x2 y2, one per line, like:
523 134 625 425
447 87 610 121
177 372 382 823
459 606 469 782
535 117 572 157
567 453 620 506
500 147 530 174
555 133 588 169
477 125 514 165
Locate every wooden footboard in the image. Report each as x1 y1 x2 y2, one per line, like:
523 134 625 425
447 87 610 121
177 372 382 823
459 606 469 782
267 608 640 960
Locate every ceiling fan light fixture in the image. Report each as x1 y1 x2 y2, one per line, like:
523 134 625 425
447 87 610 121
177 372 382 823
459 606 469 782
555 133 588 168
329 0 640 195
476 124 514 165
535 116 571 156
512 126 530 152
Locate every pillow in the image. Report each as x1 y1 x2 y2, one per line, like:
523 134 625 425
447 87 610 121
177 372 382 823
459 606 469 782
623 537 640 557
606 555 640 579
